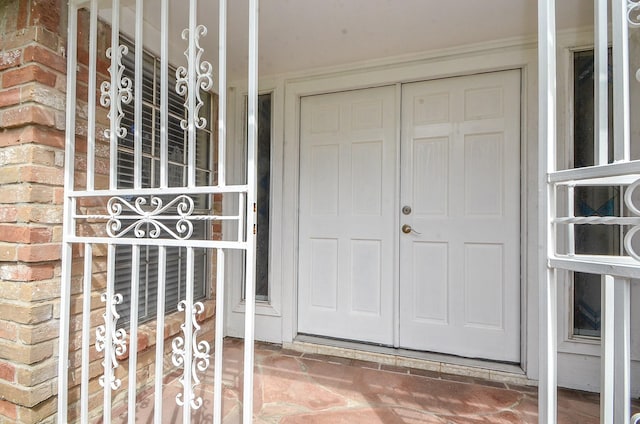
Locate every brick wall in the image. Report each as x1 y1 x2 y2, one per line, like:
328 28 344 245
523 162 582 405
0 0 67 422
0 2 218 422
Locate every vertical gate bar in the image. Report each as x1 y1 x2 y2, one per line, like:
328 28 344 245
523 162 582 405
213 249 225 424
133 0 143 189
614 276 631 424
538 0 558 423
87 0 98 190
243 0 259 422
80 244 94 422
109 0 121 190
612 3 631 421
103 244 117 423
127 245 141 423
57 3 79 422
160 0 169 188
612 0 631 162
187 0 197 188
183 247 195 424
104 1 122 418
594 0 608 165
128 4 144 418
601 274 615 423
567 185 575 255
218 0 227 187
154 246 167 423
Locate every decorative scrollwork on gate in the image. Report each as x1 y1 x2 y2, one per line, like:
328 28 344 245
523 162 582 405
628 0 640 26
106 195 196 240
623 178 640 261
176 24 214 130
95 293 128 390
628 1 640 81
171 301 210 410
100 44 133 139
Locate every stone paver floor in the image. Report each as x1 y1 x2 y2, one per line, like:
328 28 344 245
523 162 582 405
113 338 640 423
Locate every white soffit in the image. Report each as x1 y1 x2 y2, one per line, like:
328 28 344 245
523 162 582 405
111 0 593 78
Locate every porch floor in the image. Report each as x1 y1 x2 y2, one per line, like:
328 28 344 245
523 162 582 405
115 338 639 423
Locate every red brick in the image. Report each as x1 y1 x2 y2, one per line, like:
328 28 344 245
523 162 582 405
0 50 22 72
0 27 33 51
53 187 64 204
0 184 55 204
0 206 19 223
213 221 222 233
0 244 17 261
17 0 30 30
35 27 61 52
0 264 55 282
0 225 52 243
3 64 57 88
19 165 63 185
0 105 56 128
17 243 61 262
0 127 25 147
0 321 18 342
0 362 15 382
0 88 21 108
76 81 89 102
30 0 62 35
16 205 62 225
23 45 66 74
0 126 66 149
0 399 17 421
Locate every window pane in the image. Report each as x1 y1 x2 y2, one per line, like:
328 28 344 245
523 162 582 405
142 156 152 188
142 106 154 154
168 116 186 164
169 70 184 118
117 151 134 189
168 164 184 187
572 49 617 339
242 93 272 301
196 130 210 169
119 102 135 150
574 273 602 337
256 94 272 300
142 53 155 105
200 92 212 130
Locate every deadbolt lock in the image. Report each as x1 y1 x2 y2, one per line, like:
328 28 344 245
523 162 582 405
402 205 412 215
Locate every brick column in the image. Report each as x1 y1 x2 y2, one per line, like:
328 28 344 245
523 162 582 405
0 0 66 422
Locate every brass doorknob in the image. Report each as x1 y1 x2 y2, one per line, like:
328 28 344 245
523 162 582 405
402 224 412 234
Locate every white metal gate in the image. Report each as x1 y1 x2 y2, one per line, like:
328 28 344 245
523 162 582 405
539 1 640 423
57 0 259 423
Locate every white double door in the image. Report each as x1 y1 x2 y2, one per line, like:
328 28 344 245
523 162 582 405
298 70 521 362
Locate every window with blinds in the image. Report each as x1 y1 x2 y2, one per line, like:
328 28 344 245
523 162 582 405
114 36 212 326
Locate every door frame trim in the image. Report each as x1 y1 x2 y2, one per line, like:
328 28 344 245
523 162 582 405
280 45 538 376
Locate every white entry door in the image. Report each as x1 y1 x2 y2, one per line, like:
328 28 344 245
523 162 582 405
399 71 521 362
298 72 521 361
298 86 397 345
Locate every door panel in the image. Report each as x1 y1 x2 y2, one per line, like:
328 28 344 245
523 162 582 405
298 86 396 345
399 71 521 362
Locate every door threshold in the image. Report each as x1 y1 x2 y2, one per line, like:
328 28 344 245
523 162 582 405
286 335 535 387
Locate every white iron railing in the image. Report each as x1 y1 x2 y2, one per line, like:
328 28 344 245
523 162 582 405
57 0 259 423
539 1 639 423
